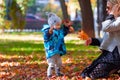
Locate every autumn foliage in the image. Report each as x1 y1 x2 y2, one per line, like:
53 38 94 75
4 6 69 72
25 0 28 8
0 33 119 80
78 30 89 40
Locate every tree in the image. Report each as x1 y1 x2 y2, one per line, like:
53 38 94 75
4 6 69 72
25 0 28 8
26 0 36 14
27 0 35 7
97 0 107 37
4 0 28 30
9 0 25 29
78 0 95 37
59 0 69 20
0 0 6 32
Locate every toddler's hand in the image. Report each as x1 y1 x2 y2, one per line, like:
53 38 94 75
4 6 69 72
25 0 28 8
69 26 74 33
49 26 54 34
62 19 73 27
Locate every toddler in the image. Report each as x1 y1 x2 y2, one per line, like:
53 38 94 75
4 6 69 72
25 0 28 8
42 12 74 78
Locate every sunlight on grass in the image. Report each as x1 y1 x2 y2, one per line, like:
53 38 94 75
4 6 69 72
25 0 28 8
0 32 100 60
10 47 44 52
66 41 99 52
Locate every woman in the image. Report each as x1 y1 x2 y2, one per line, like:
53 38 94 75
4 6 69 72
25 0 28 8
80 0 120 79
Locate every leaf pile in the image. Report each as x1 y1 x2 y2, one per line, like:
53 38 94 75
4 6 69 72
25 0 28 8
0 53 119 80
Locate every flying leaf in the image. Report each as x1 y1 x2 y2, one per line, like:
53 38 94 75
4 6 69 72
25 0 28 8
78 30 89 40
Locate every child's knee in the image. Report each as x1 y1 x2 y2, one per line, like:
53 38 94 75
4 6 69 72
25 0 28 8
48 63 54 68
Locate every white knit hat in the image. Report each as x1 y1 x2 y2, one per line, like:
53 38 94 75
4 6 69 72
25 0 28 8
46 12 61 27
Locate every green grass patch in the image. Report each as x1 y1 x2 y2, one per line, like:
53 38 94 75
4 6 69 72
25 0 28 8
0 40 44 54
0 32 100 62
4 32 42 35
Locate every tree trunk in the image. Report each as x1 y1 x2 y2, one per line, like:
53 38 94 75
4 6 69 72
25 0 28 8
78 0 95 37
59 0 69 20
5 0 13 20
97 0 107 37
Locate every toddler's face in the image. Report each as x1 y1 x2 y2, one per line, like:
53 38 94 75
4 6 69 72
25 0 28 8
54 22 61 30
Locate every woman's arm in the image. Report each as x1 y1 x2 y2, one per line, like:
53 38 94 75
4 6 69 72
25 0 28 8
102 4 120 32
102 17 120 32
85 38 102 46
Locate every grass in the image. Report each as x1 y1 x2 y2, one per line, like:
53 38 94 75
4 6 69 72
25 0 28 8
2 32 119 79
0 32 100 60
0 40 44 54
0 32 119 80
3 32 42 35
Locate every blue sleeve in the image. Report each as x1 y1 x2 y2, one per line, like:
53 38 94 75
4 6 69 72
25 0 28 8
43 29 52 41
62 25 69 36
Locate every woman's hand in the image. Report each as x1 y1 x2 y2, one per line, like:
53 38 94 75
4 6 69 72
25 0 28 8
85 38 92 46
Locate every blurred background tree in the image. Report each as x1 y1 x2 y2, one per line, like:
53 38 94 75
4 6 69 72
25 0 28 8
4 0 28 30
78 0 95 37
0 0 107 38
0 0 6 32
9 0 25 29
27 0 36 14
97 0 107 37
59 0 69 19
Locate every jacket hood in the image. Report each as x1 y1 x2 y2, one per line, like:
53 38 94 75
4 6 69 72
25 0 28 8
41 24 50 32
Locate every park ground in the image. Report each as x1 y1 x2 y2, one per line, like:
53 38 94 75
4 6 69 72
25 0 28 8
0 32 119 80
